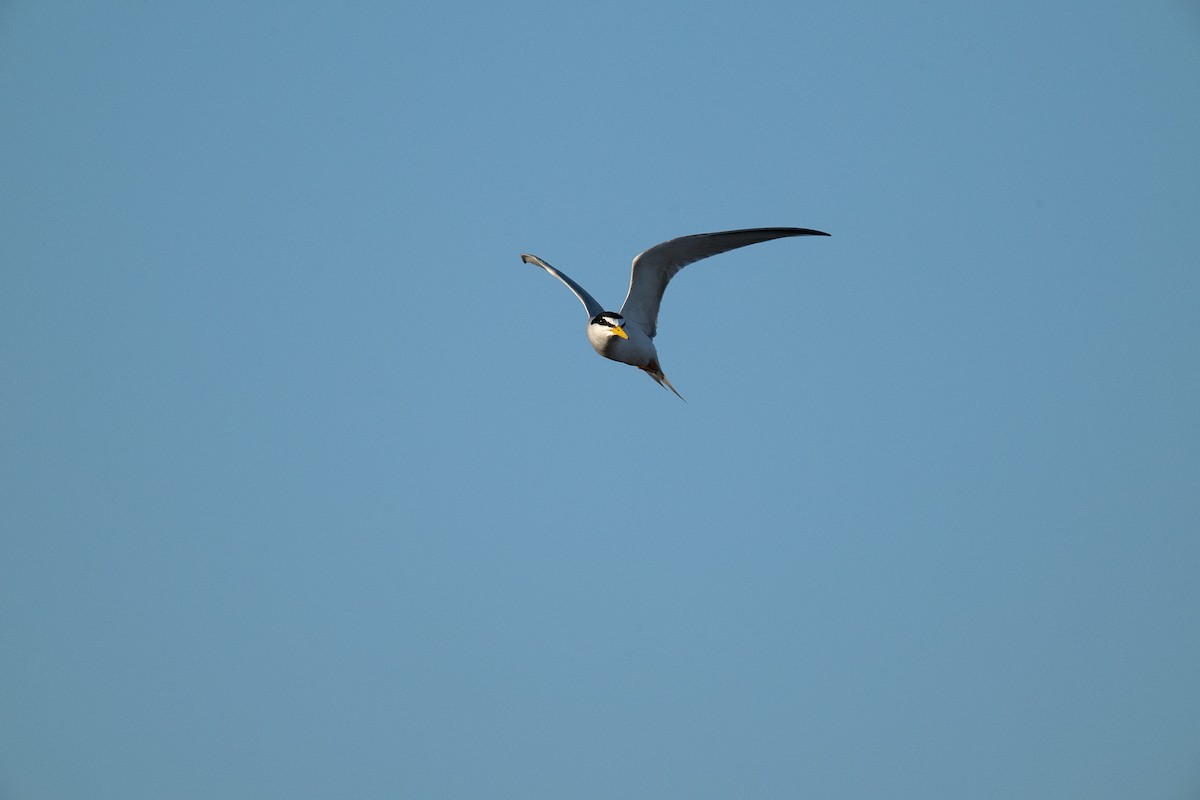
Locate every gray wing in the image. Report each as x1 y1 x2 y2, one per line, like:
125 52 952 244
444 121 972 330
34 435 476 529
618 227 830 338
521 253 604 319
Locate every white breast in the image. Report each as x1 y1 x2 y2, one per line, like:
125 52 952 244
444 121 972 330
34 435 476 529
587 322 657 368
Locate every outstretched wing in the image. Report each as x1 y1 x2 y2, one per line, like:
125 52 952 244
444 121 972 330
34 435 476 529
520 253 604 319
619 227 829 338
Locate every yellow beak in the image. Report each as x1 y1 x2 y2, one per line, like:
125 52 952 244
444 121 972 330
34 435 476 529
611 325 629 340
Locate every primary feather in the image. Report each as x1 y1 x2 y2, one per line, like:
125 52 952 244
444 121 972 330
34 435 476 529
520 253 604 318
620 227 829 338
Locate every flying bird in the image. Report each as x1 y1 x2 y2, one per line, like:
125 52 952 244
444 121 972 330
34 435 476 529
519 227 830 399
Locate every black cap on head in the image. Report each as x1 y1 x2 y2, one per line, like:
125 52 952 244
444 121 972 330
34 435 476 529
591 313 624 327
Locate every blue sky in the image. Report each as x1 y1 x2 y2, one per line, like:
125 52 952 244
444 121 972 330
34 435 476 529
2 1 1198 797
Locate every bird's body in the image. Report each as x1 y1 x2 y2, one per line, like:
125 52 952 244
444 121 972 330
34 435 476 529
519 227 829 398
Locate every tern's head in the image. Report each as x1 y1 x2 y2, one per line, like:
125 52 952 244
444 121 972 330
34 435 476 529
589 313 629 340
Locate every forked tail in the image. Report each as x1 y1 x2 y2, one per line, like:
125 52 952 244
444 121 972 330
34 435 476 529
641 359 685 401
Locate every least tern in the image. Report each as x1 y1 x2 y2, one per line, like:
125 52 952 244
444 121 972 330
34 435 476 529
519 227 830 399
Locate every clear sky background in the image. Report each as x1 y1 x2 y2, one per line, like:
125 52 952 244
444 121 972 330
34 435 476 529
2 1 1198 798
